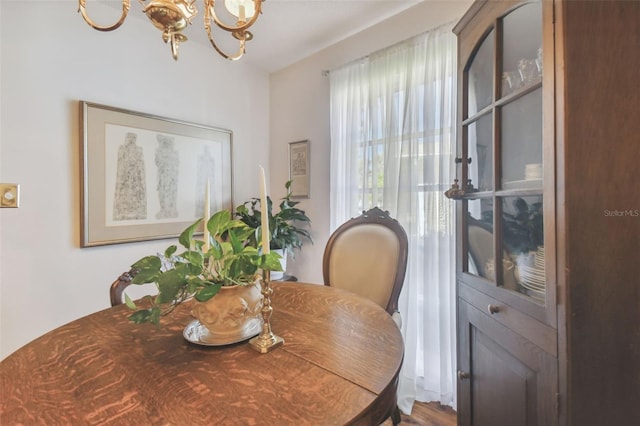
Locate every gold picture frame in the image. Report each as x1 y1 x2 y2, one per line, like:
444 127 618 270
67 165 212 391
80 101 233 247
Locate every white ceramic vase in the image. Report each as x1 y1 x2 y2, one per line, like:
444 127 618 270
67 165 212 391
270 248 287 280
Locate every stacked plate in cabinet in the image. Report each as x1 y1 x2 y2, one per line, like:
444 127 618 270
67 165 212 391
515 247 545 302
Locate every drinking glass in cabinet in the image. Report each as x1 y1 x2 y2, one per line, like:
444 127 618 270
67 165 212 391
536 47 543 77
518 58 539 85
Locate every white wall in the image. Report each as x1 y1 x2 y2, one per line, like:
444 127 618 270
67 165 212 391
270 0 472 283
0 0 472 359
0 2 270 358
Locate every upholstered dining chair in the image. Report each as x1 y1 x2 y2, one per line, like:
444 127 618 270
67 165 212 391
109 268 138 307
110 268 161 307
322 207 408 425
467 216 518 291
323 206 408 320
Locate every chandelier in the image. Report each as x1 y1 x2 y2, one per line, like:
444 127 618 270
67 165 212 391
78 0 264 61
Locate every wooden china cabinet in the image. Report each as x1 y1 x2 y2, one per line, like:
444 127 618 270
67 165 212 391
451 1 639 425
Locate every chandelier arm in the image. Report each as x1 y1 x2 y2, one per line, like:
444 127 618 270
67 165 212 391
204 0 263 34
78 0 131 32
170 34 180 61
205 28 247 61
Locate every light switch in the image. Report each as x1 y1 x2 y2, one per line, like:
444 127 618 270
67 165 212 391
0 183 20 208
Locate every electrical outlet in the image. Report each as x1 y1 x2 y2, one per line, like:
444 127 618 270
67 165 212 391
0 183 20 208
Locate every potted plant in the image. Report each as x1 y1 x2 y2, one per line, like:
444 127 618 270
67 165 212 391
235 180 312 278
473 197 543 257
125 210 282 331
502 197 544 256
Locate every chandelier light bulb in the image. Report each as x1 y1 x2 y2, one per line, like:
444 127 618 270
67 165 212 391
224 0 256 22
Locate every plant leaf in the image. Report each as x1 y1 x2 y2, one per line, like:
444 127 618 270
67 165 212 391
129 309 153 324
131 269 160 285
156 270 185 304
132 255 162 271
259 252 283 271
182 250 204 268
149 306 161 326
208 210 232 236
130 256 162 284
209 239 223 260
186 275 207 291
164 245 177 258
195 284 222 302
228 228 244 253
124 293 137 310
179 219 202 249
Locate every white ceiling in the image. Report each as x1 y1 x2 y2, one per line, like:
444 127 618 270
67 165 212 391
90 0 452 73
228 0 424 72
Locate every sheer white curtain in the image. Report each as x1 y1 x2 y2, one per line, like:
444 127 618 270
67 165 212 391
329 24 458 413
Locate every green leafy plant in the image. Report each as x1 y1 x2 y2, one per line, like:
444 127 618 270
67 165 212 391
502 197 544 254
235 180 312 256
470 197 543 255
126 210 282 325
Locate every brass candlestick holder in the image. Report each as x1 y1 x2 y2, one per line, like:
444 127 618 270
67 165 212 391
249 270 284 353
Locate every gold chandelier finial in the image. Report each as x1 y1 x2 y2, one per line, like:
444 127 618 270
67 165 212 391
78 0 264 61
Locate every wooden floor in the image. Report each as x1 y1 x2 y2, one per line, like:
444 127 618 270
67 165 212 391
382 401 457 425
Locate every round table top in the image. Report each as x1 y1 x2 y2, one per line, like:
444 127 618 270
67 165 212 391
0 281 404 425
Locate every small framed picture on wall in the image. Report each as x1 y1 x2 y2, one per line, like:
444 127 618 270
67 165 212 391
288 140 310 198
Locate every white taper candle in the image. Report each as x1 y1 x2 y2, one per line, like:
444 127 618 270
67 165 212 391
203 179 210 252
259 166 270 255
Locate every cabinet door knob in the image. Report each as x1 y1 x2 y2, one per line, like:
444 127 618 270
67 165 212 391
458 370 470 380
487 304 500 314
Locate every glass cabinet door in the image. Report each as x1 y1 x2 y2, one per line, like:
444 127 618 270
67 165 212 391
500 2 543 99
462 1 545 305
467 114 493 193
467 29 494 116
501 195 545 302
501 89 542 189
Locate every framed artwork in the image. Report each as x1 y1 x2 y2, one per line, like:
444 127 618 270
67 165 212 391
80 101 233 247
288 140 310 198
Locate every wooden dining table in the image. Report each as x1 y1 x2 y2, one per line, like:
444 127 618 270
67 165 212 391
0 281 404 425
